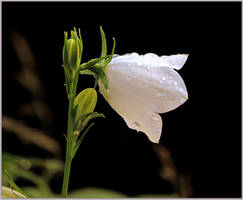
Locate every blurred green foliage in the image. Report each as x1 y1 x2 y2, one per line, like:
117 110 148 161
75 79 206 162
68 187 127 198
2 152 63 197
2 152 179 198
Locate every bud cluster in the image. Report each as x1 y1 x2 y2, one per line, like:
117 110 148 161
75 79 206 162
63 28 83 70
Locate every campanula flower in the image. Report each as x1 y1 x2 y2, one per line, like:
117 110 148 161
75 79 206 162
98 53 188 143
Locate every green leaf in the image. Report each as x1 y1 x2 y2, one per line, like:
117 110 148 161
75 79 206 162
79 56 109 70
2 152 61 195
103 37 116 66
68 187 127 198
137 193 180 198
79 27 116 91
89 67 109 90
71 123 95 159
63 32 68 67
82 112 105 128
72 104 79 121
80 69 95 76
75 111 105 131
98 69 109 90
100 26 107 58
22 187 56 198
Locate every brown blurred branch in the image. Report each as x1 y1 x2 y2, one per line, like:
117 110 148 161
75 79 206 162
2 115 60 155
10 31 43 97
10 31 52 128
153 144 193 197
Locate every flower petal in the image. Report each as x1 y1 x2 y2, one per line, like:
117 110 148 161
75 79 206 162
99 82 162 143
112 53 188 70
104 53 188 113
159 54 188 70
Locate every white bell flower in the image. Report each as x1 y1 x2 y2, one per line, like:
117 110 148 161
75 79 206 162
98 53 188 143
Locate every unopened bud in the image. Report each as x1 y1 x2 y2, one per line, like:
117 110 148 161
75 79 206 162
63 28 83 69
74 88 97 129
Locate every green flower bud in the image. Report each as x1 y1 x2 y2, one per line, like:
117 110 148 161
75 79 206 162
74 88 97 129
63 28 83 69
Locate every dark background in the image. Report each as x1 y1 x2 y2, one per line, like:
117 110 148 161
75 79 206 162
2 2 242 198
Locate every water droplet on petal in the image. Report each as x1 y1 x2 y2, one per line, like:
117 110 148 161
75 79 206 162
152 115 159 121
144 53 158 59
156 92 165 97
126 76 131 81
133 121 141 132
180 98 185 103
130 52 139 57
134 121 141 127
174 81 178 86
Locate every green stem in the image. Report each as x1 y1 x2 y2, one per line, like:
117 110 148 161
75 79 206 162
61 72 79 198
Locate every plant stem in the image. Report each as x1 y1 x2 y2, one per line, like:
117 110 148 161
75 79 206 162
61 72 79 198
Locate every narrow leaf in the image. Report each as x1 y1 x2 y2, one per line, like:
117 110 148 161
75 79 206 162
99 70 109 90
4 169 28 198
82 112 105 130
72 123 95 159
80 69 95 76
79 56 109 70
75 111 105 130
72 104 79 121
103 37 116 66
100 26 107 58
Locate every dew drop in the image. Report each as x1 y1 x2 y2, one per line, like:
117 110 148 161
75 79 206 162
156 92 165 97
173 81 178 86
130 52 138 57
152 115 159 121
145 53 158 59
179 98 185 103
126 76 132 81
162 77 166 81
133 121 141 131
179 88 183 92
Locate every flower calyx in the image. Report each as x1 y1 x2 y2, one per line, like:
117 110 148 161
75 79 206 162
80 26 116 90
